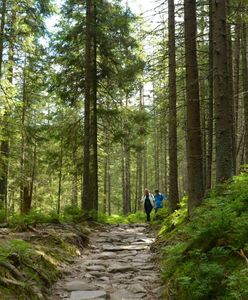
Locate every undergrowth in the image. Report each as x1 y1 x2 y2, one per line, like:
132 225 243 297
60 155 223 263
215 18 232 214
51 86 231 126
157 173 248 300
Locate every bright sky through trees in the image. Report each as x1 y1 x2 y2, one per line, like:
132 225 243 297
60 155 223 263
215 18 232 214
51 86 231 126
46 0 158 31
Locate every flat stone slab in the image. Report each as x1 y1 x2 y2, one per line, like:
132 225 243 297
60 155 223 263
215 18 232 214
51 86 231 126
86 265 106 272
95 252 117 259
65 281 98 292
108 264 136 273
102 245 147 251
132 263 154 270
70 290 107 300
110 289 143 300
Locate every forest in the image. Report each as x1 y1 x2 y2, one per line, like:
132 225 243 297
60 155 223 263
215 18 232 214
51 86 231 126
0 0 248 299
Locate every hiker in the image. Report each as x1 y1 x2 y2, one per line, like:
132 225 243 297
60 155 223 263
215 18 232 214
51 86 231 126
154 189 165 214
142 188 155 222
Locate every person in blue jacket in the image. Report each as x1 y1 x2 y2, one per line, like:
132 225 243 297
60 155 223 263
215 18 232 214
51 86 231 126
154 189 165 213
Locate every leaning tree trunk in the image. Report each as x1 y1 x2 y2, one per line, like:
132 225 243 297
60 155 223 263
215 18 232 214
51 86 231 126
168 0 179 211
184 0 204 214
212 0 234 182
82 0 98 213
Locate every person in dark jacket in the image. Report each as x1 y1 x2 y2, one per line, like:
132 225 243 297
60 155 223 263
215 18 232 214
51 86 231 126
141 188 155 222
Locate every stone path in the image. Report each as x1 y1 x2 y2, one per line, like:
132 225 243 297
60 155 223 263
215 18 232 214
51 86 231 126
49 224 163 300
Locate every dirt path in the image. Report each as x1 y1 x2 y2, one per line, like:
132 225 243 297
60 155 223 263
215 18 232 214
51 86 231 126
48 224 163 300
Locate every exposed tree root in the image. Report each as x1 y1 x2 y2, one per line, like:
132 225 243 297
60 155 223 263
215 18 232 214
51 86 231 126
0 261 24 280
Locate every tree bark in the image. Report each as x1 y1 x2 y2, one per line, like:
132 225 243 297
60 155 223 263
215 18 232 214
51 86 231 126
3 12 16 213
0 0 6 78
82 0 98 214
212 0 234 182
226 0 236 173
168 0 179 211
57 138 63 215
71 136 78 207
206 0 214 190
234 22 241 169
184 0 204 214
242 24 248 164
0 0 7 211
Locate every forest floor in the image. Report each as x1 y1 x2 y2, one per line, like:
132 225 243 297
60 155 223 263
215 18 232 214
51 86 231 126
48 223 163 300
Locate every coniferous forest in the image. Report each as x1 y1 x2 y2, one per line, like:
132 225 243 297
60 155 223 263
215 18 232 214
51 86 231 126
0 0 248 299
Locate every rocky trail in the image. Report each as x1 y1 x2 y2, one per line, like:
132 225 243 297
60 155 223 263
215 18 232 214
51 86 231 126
49 224 163 300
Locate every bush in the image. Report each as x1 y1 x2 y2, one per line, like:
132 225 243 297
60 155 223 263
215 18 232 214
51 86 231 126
62 205 84 222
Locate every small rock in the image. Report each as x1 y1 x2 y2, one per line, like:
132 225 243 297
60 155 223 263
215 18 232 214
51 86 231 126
128 283 146 293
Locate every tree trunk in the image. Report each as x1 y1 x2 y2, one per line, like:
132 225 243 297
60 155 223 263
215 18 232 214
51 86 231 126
20 63 27 214
212 0 234 182
226 0 236 173
184 0 204 214
154 105 159 190
143 140 147 188
0 1 8 211
82 0 98 214
0 0 6 78
107 151 111 216
103 156 107 214
123 140 131 215
57 138 63 215
163 128 168 196
29 143 37 209
71 137 78 206
242 24 248 164
234 22 241 170
206 0 214 190
168 0 179 211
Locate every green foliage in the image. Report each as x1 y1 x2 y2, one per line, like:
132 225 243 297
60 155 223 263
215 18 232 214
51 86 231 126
0 209 6 223
8 210 60 228
155 198 187 235
159 173 248 299
98 211 147 224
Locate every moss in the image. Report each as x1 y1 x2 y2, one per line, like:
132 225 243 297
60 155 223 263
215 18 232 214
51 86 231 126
0 222 89 299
